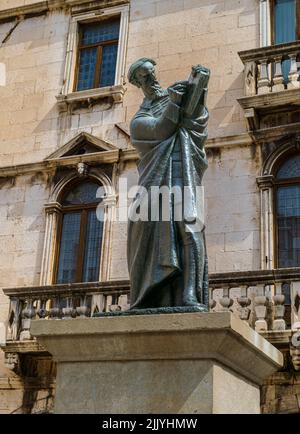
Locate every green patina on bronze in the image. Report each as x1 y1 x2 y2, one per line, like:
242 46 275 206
127 59 211 312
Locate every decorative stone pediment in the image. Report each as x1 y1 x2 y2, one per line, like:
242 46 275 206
45 132 117 161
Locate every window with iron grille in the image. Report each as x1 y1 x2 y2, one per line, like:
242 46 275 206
275 154 300 268
55 180 104 284
75 16 120 92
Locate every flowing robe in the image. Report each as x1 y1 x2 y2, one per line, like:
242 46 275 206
128 90 209 309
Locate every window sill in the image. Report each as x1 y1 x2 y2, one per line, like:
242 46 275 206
56 84 126 111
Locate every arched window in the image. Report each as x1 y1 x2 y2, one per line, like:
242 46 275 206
54 180 104 284
276 154 300 268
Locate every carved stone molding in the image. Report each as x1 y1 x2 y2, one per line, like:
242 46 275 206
0 0 129 23
290 330 300 371
4 352 20 372
56 85 126 111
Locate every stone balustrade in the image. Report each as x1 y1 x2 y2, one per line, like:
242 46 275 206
210 268 300 333
4 281 131 342
3 269 300 344
239 41 300 96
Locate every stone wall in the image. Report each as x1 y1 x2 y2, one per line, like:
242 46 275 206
125 0 259 137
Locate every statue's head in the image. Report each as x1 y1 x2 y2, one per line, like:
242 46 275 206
128 58 164 100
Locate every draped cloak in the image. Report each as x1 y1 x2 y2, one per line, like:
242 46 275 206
128 90 209 309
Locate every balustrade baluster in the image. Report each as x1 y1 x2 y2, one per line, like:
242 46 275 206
273 283 286 331
76 295 91 317
105 295 113 312
257 58 270 94
219 287 234 312
91 294 105 316
254 285 268 332
237 286 251 322
49 297 61 319
209 288 217 311
62 296 75 319
272 56 285 92
20 299 36 340
37 299 48 319
288 53 299 89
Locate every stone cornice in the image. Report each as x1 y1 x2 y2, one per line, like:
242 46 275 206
252 122 300 143
1 340 46 354
238 88 300 111
0 134 254 178
47 149 120 165
0 0 129 23
239 40 300 63
0 149 128 178
207 133 252 148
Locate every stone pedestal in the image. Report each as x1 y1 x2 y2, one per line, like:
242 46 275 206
31 312 283 414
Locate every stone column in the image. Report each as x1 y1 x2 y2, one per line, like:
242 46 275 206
31 312 283 414
40 202 62 286
260 0 271 47
257 175 274 270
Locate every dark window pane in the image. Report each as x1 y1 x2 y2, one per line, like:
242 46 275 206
82 210 104 282
275 0 296 44
62 181 103 206
99 43 118 87
277 154 300 179
277 185 300 268
81 18 120 45
274 0 296 82
77 47 97 91
57 213 81 284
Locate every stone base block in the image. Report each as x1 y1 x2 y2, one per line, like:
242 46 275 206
31 312 283 414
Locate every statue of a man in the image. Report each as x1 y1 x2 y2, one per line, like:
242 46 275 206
127 58 210 311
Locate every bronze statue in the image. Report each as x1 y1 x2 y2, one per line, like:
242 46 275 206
127 58 210 312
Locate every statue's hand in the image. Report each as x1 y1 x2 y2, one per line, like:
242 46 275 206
168 81 189 106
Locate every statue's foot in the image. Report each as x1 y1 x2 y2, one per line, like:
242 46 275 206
182 296 206 310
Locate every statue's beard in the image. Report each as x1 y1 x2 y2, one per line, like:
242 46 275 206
142 80 165 101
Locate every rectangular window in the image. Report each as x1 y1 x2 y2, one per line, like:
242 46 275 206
271 0 300 82
271 0 300 43
57 212 81 284
56 209 104 284
274 0 296 44
76 17 120 91
82 210 103 282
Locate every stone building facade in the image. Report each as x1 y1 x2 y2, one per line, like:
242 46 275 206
0 0 299 413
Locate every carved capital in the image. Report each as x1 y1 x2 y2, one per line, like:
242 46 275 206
103 194 118 207
44 202 62 215
256 174 274 189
